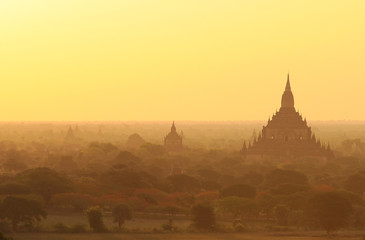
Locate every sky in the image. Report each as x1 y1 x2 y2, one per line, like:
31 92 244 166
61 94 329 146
0 0 364 121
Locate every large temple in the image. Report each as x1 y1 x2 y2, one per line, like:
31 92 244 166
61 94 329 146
164 122 183 152
241 74 334 161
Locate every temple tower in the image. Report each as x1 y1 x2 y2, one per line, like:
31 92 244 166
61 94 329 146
242 74 333 161
164 122 183 152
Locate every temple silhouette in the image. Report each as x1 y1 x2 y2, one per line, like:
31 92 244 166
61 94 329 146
164 122 183 152
241 74 334 161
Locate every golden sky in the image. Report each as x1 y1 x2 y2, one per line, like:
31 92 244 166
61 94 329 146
0 0 364 121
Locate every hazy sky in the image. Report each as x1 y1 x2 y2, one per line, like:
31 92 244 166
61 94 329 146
0 1 364 121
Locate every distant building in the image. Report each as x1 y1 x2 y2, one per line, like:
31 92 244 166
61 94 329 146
125 133 146 149
241 74 334 161
164 122 183 152
65 126 75 140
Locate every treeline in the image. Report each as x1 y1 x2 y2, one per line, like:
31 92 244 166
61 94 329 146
0 140 365 234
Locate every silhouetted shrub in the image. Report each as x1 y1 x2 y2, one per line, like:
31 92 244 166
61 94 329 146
0 233 13 240
112 204 132 228
191 204 215 230
274 204 290 226
233 219 246 232
0 196 47 231
0 220 12 234
305 191 353 234
85 206 106 232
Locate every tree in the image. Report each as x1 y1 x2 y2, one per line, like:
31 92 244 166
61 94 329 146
0 196 46 230
305 192 353 234
216 196 258 219
85 206 106 232
112 204 132 228
195 169 221 181
112 151 141 165
220 184 256 198
88 142 118 154
191 204 215 230
265 169 308 188
140 143 166 156
201 181 221 191
101 168 154 189
166 174 201 193
0 182 31 195
0 233 13 240
16 168 72 203
343 174 365 195
238 171 264 186
51 192 97 212
195 191 219 204
2 158 27 172
256 193 278 219
270 183 309 195
274 204 290 226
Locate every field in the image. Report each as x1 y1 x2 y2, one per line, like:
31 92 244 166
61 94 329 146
9 232 365 240
8 213 365 240
41 212 192 231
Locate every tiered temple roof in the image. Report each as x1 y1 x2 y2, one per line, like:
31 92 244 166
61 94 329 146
242 74 334 160
164 122 183 152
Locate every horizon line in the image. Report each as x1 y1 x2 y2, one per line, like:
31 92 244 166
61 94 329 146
0 119 364 123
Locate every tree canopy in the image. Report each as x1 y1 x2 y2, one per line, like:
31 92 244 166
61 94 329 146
305 191 353 234
220 184 256 198
0 196 46 230
112 203 132 228
16 167 72 203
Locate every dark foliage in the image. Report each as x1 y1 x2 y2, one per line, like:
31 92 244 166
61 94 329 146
85 206 106 232
140 143 166 156
270 183 309 195
112 151 141 165
0 196 46 230
220 184 256 198
274 204 290 226
265 169 308 188
112 204 132 228
237 171 264 186
16 167 72 203
0 233 13 240
0 182 31 195
191 204 215 230
89 142 118 153
166 174 201 193
201 180 221 191
101 168 155 190
195 169 221 181
343 173 365 195
305 191 353 234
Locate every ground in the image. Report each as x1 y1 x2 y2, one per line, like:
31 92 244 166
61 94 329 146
9 233 365 240
41 212 191 231
6 213 365 240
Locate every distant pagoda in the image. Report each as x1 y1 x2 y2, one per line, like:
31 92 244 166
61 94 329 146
65 126 75 140
241 74 334 161
164 122 183 152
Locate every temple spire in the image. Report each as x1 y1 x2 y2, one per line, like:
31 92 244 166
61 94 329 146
285 73 291 91
281 73 295 109
171 121 176 132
